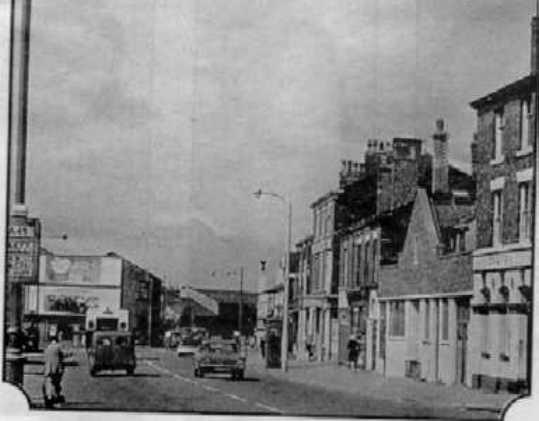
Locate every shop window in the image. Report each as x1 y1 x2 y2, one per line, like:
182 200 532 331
389 301 405 337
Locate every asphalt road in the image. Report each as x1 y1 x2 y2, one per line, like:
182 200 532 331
21 347 500 419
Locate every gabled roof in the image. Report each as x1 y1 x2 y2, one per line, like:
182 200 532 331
470 74 535 110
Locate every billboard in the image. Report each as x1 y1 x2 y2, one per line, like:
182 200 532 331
25 285 121 316
41 255 122 286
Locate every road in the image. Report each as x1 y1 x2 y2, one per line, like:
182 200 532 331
21 346 500 419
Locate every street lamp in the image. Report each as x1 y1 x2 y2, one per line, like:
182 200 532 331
253 189 292 372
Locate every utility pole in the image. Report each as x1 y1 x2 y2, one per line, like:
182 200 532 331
5 0 34 387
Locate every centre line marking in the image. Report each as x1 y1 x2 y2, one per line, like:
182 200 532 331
255 402 282 413
225 393 247 403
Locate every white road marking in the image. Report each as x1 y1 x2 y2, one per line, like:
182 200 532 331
255 402 282 413
143 358 283 413
224 393 247 403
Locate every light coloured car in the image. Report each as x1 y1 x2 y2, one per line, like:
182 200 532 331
193 339 245 380
177 335 201 356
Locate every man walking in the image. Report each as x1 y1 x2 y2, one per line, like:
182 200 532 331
347 334 359 370
43 335 65 407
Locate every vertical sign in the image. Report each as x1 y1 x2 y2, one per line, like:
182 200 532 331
7 216 41 283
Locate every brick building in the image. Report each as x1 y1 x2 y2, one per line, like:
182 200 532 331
24 250 163 347
375 188 475 384
465 17 536 393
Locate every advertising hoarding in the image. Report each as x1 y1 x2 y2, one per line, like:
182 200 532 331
25 285 121 316
41 255 122 286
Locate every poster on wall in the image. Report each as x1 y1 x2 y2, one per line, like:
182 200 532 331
31 286 121 316
43 255 122 286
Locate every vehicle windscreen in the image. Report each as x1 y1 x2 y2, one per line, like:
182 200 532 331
208 343 237 354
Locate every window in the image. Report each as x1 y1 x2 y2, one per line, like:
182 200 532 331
499 309 510 359
493 108 504 161
424 300 430 340
441 299 449 341
518 182 532 242
458 231 466 252
492 190 503 246
413 235 419 265
389 301 405 337
520 98 530 151
480 312 489 354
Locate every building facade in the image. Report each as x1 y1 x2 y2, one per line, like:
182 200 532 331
467 30 536 392
376 188 475 385
24 250 163 347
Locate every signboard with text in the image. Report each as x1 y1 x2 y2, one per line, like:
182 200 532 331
7 217 41 282
24 285 121 316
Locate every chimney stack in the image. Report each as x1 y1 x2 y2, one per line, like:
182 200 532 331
432 119 449 194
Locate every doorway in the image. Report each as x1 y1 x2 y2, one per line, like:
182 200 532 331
456 298 470 384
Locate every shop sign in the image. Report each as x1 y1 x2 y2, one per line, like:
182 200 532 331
7 217 40 282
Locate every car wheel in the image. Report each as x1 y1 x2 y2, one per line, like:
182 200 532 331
89 366 97 377
126 367 134 376
237 370 244 381
194 368 200 377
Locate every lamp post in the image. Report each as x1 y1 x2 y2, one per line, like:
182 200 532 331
5 0 33 387
253 189 292 372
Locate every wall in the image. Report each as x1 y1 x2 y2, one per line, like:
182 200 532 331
473 92 535 248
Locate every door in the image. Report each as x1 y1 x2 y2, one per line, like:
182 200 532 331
456 298 470 384
371 319 377 370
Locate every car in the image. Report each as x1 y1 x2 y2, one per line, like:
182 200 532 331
177 336 200 356
193 339 245 380
87 331 136 376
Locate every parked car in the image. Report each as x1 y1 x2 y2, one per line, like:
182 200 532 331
193 339 246 380
87 331 136 376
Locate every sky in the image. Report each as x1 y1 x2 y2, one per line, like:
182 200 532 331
22 0 536 291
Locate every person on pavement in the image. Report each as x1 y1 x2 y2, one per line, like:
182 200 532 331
43 334 65 406
347 334 359 370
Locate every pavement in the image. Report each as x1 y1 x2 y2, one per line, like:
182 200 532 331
247 348 517 416
16 344 514 419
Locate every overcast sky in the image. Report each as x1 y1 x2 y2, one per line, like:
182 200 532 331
25 0 535 290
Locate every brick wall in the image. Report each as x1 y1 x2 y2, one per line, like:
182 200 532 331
473 92 536 249
379 190 473 297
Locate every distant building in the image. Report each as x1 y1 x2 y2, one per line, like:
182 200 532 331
465 16 536 393
23 250 163 347
165 286 257 338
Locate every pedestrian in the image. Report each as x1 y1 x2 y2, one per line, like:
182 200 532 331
306 334 314 361
260 337 266 359
42 334 65 407
347 334 359 370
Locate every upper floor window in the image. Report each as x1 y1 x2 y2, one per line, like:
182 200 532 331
424 300 430 340
519 98 531 152
518 181 532 243
492 190 503 246
493 108 504 162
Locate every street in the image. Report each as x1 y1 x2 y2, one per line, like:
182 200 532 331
20 346 503 419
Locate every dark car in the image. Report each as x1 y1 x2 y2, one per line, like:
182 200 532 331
87 331 136 376
193 339 245 380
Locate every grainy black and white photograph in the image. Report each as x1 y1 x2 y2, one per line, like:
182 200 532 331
1 0 539 419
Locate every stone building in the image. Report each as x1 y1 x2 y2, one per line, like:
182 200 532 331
465 17 536 393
